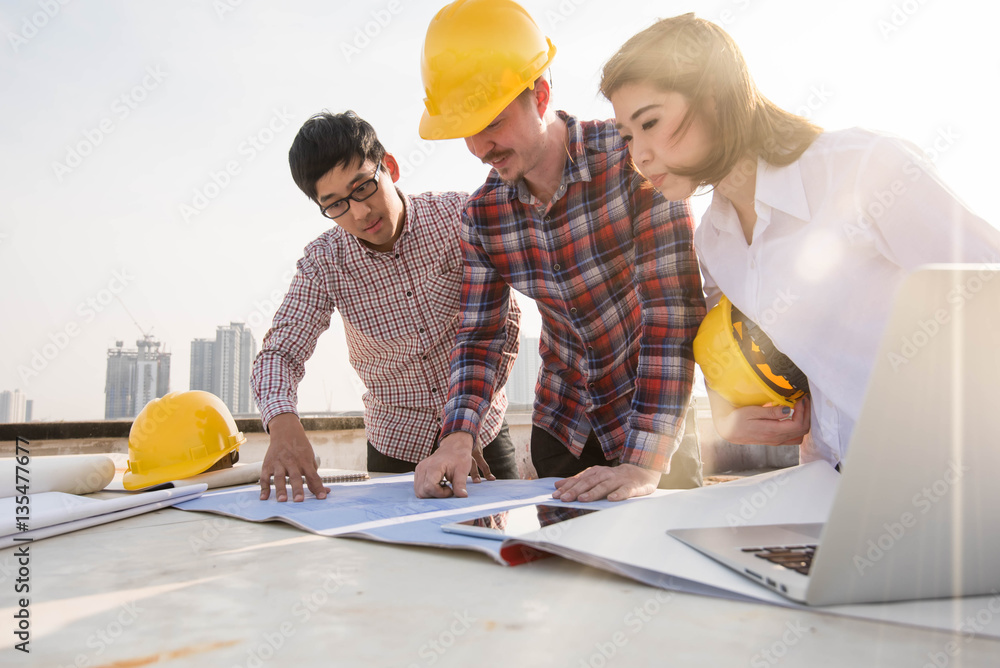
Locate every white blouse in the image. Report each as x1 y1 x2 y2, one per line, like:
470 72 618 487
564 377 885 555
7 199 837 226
695 127 1000 466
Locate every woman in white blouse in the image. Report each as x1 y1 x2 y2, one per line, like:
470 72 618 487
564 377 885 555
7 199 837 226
600 13 1000 468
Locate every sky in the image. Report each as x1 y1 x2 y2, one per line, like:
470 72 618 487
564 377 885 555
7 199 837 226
1 0 998 421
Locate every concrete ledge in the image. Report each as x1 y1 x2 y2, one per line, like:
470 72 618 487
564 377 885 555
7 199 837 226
0 416 365 443
0 401 799 476
0 412 531 476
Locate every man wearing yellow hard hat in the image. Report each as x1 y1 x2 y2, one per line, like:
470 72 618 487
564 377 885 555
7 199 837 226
412 0 706 502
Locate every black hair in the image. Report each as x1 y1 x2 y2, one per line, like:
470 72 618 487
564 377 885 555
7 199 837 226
288 110 387 203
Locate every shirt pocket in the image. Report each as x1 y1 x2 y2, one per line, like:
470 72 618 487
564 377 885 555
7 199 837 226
336 268 414 343
423 255 464 322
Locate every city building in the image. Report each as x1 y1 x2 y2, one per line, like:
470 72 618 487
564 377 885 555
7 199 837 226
105 343 135 419
135 337 170 413
0 389 27 424
238 326 256 414
189 339 214 393
189 323 258 416
104 337 171 419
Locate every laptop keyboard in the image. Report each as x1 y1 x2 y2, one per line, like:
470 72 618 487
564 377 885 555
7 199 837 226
742 545 818 575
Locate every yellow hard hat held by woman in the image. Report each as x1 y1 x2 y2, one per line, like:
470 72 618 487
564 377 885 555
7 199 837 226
694 296 809 408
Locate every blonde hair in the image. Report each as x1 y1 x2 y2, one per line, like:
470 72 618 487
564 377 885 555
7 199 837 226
600 13 822 186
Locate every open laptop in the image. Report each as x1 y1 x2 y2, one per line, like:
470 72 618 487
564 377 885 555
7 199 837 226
669 264 1000 606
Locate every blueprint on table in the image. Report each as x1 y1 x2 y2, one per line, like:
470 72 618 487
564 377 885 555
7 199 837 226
174 474 654 564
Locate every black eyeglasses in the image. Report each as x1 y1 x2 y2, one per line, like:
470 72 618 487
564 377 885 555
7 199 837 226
320 163 382 219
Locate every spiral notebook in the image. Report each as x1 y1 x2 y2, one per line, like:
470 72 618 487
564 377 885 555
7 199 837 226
318 471 370 483
108 459 369 492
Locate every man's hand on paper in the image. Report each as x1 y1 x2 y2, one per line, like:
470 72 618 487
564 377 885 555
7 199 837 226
709 388 811 446
259 413 329 503
552 463 660 502
414 431 494 499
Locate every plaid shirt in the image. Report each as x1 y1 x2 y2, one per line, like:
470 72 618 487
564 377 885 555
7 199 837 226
441 112 705 472
253 190 520 463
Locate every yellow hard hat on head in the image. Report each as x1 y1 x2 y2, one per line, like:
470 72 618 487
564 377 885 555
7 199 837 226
123 390 246 490
419 0 556 140
694 296 809 408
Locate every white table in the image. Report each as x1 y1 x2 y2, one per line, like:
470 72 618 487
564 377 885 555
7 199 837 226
3 501 999 667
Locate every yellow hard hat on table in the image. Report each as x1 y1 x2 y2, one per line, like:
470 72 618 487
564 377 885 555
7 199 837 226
123 390 245 490
419 0 556 140
694 296 809 408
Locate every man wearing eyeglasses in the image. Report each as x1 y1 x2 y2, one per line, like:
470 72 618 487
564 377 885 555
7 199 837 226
252 110 521 503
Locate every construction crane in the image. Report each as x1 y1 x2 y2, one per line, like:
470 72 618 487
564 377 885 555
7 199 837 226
114 294 157 348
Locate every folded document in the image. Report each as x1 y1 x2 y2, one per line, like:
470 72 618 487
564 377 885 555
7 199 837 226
0 484 207 549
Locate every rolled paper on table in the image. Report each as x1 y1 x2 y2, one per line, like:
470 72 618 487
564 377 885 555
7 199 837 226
0 454 115 497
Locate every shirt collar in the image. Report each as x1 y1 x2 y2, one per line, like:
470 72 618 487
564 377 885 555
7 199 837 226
755 156 811 223
350 188 410 258
504 110 591 202
559 110 593 186
709 156 811 233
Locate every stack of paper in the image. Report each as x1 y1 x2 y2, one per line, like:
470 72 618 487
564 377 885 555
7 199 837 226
0 485 207 548
499 463 1000 639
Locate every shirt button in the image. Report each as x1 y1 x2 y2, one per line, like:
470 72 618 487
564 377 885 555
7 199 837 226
570 307 577 315
553 263 561 271
544 216 551 222
419 328 425 333
394 253 400 259
406 290 412 297
423 355 428 361
431 388 438 393
588 345 594 351
436 417 442 423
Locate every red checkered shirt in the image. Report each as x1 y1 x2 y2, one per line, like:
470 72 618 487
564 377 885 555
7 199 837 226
441 112 705 472
253 190 520 463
